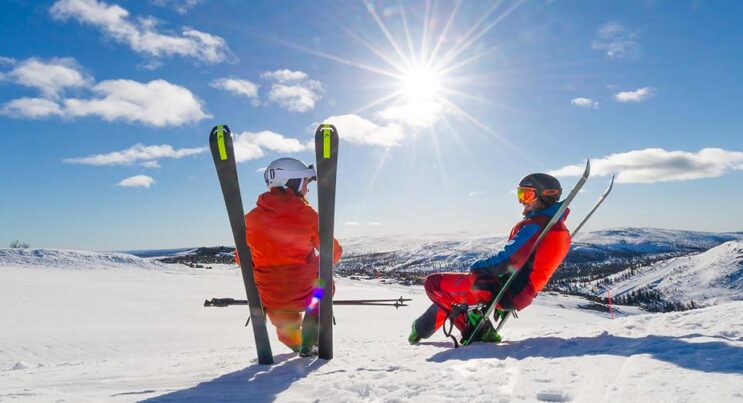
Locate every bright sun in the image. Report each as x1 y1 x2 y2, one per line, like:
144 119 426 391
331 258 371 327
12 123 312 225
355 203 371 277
400 66 442 102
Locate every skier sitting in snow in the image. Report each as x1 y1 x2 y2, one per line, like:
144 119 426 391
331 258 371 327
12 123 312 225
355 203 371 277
409 173 571 344
236 157 342 356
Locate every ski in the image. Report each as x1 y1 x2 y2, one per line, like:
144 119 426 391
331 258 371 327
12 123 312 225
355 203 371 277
463 159 592 346
314 123 340 360
571 174 615 237
209 124 273 365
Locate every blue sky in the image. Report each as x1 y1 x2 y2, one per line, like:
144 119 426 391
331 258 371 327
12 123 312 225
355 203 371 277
1 0 741 250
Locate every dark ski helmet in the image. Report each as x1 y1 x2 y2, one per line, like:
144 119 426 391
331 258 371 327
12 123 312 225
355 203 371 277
518 173 562 206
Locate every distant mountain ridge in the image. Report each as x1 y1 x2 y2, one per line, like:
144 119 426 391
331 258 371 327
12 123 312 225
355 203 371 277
0 248 168 271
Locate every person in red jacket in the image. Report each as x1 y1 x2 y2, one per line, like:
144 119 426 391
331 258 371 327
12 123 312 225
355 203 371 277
409 173 571 344
237 157 342 356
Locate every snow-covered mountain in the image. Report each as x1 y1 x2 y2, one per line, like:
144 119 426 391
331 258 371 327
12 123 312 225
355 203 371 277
0 248 169 271
1 253 741 402
572 227 743 253
337 227 743 277
580 240 743 309
342 227 743 257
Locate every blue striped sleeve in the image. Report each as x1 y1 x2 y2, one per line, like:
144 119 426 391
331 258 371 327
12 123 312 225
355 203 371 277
470 223 541 275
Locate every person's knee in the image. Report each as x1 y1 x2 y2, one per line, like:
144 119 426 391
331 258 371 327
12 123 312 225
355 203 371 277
278 331 301 351
424 274 441 293
275 321 301 350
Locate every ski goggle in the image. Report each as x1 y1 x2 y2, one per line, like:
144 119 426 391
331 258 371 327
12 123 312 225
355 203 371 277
517 186 537 205
517 186 561 205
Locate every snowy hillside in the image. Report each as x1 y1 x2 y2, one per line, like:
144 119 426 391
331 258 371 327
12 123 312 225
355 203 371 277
571 227 743 253
342 227 743 257
585 240 743 308
336 228 743 288
2 251 742 402
0 248 170 271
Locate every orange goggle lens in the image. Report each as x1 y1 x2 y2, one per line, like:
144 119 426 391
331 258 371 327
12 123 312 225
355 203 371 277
517 187 537 204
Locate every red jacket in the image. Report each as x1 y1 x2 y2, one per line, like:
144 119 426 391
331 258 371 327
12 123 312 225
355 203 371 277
237 187 342 311
471 202 571 310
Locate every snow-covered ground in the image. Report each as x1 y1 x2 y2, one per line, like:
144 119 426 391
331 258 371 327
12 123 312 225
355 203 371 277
1 250 742 402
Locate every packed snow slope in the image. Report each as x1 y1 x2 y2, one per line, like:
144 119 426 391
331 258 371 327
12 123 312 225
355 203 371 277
588 240 743 307
2 251 742 402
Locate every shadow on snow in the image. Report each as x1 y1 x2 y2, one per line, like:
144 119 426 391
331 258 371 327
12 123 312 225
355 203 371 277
427 332 743 374
142 353 327 403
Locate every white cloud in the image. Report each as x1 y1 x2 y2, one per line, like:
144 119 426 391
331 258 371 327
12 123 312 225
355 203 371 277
1 98 64 118
323 114 405 147
1 56 208 127
345 222 360 226
261 69 309 83
570 97 599 109
141 161 161 168
232 130 309 163
549 148 743 184
3 57 91 99
591 21 638 58
261 69 322 112
614 87 654 103
468 191 486 197
0 56 15 65
377 100 446 128
211 78 259 100
151 0 204 14
64 143 206 166
3 79 208 126
244 131 308 153
116 175 155 188
63 79 210 126
50 0 230 64
267 85 322 112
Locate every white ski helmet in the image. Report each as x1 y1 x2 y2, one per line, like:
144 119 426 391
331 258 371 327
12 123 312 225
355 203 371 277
264 157 316 193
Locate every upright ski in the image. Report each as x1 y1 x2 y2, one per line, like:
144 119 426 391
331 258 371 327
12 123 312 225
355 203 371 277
463 159 592 346
571 174 615 237
209 124 273 365
314 123 339 360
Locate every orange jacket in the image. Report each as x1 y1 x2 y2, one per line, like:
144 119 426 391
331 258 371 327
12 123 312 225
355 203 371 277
237 187 342 311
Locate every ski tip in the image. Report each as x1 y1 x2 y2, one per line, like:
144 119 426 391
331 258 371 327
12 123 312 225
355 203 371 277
209 124 231 136
314 123 338 136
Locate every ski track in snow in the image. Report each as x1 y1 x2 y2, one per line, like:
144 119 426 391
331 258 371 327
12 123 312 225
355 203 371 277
1 250 742 402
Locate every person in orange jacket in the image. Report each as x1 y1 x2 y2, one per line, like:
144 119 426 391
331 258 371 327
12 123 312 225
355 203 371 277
236 157 342 356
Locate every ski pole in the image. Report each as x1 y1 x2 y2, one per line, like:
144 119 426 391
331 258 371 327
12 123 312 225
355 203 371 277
204 297 412 308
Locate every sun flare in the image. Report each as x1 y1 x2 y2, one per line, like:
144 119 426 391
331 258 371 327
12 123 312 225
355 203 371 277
400 66 442 102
